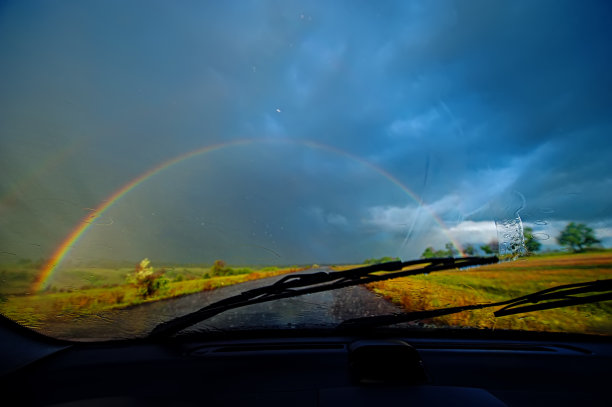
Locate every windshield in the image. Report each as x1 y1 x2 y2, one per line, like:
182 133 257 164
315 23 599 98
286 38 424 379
1 1 611 341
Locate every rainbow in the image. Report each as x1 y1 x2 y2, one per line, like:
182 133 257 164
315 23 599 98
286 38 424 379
33 138 464 291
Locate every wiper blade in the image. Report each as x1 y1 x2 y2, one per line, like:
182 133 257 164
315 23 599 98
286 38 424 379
337 279 612 330
494 278 612 317
149 256 498 338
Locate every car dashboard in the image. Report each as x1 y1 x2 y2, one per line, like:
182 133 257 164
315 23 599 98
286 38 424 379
1 317 610 407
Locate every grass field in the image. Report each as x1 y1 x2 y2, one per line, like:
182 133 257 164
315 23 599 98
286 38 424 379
1 252 611 335
0 263 304 328
366 251 612 335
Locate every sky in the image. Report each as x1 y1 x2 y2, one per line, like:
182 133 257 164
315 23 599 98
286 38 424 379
1 0 611 270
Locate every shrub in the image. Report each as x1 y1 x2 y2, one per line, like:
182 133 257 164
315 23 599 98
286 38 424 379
206 260 253 277
127 258 169 298
209 259 229 277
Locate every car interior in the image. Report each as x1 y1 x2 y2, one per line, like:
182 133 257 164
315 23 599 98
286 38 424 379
2 312 610 406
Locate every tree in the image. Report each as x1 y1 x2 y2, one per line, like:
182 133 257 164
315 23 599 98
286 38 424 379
210 259 230 277
420 247 437 259
463 244 476 256
523 227 541 253
420 243 458 259
557 222 601 252
480 239 498 255
127 258 168 298
445 242 458 257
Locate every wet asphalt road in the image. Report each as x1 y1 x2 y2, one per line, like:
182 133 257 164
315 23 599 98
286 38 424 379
42 267 403 341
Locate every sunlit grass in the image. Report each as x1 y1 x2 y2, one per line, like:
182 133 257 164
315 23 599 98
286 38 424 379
366 252 612 334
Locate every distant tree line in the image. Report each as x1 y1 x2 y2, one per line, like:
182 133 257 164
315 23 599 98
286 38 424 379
420 243 459 259
419 222 602 259
363 256 401 265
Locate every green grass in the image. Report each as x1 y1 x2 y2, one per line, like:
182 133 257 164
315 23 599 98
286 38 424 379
0 265 305 329
3 252 611 335
366 252 612 335
0 264 218 296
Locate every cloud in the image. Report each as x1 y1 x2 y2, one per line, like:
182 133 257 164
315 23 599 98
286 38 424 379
326 213 348 227
364 205 417 232
1 1 611 265
447 221 498 246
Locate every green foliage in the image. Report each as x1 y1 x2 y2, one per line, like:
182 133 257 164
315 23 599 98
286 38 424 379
557 222 601 252
210 259 228 276
363 256 400 264
0 267 300 328
126 258 169 298
206 260 253 277
480 240 498 255
445 242 458 257
421 247 441 259
524 227 541 253
420 242 459 259
463 244 476 256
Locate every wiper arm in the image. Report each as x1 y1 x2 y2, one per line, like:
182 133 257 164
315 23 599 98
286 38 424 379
149 256 498 338
337 279 612 330
493 278 612 317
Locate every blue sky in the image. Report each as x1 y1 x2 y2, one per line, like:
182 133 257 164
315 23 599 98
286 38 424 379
1 1 611 266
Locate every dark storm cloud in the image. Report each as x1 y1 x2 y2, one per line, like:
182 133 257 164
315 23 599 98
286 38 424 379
1 0 611 263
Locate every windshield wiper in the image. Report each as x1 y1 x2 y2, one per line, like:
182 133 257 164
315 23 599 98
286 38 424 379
149 256 498 338
337 279 612 330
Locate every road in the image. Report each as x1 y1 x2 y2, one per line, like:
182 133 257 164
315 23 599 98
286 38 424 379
44 267 403 341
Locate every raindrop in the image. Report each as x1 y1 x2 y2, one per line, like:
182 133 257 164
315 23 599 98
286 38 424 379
534 220 548 225
533 233 550 240
540 208 555 214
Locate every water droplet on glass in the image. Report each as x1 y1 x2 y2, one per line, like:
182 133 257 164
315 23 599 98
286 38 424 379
534 220 548 225
540 208 555 214
495 214 526 259
533 233 550 240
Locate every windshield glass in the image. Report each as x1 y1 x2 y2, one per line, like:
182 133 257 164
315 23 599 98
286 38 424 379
1 1 611 341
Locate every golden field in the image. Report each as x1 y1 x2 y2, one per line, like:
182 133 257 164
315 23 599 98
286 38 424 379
366 252 612 334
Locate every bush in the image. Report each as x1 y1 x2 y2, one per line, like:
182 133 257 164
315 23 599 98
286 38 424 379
127 258 169 298
207 260 253 277
209 259 229 277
